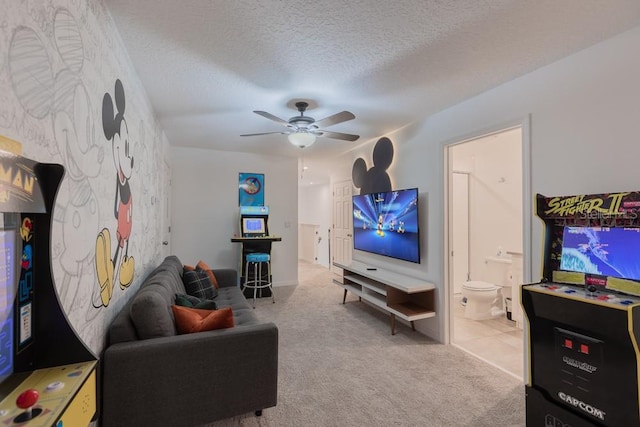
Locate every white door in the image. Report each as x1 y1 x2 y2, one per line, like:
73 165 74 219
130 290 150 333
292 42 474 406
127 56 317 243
332 180 353 270
161 161 172 258
299 223 319 263
451 172 470 293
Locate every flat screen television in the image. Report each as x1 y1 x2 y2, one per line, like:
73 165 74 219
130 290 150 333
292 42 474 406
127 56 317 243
560 226 640 281
352 188 420 263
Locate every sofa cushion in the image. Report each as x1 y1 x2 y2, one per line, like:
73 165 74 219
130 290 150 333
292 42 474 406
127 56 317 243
196 260 219 288
144 257 187 296
183 270 218 299
171 305 234 334
130 284 177 339
175 293 218 310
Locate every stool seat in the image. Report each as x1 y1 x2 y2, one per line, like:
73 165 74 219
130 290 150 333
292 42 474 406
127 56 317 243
242 252 275 308
246 253 270 263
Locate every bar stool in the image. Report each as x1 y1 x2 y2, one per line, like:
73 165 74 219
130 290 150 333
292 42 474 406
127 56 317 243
242 252 275 308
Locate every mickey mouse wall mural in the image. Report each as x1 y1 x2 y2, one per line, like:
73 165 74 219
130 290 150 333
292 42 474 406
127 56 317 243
95 79 135 307
352 137 394 194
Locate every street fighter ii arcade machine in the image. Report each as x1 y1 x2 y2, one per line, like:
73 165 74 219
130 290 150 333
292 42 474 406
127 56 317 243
523 191 640 426
0 149 97 426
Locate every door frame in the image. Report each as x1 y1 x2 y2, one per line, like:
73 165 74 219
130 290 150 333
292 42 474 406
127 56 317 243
443 116 532 346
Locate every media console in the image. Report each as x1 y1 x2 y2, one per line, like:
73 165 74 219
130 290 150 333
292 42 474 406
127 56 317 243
333 261 436 335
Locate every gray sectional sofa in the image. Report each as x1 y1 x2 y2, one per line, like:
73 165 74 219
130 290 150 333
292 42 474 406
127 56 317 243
101 255 278 427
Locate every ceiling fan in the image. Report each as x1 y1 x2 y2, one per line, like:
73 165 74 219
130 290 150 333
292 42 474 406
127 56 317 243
240 101 360 148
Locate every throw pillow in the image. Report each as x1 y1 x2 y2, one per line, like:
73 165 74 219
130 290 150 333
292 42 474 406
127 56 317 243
182 270 217 300
171 306 234 334
183 264 195 272
175 293 218 310
196 260 219 289
194 299 218 310
175 293 200 306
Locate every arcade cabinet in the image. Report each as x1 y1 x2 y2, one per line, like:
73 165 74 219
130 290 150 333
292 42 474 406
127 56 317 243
0 150 97 426
231 206 281 298
522 191 640 426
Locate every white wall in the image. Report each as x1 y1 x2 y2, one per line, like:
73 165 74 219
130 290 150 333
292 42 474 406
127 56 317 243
335 24 640 343
451 129 522 282
298 184 331 266
171 147 298 286
1 2 170 353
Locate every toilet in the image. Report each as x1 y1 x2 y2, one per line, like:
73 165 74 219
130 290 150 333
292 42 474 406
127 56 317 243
462 256 513 320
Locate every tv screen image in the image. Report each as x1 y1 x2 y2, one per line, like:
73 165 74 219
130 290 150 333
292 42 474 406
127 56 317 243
352 188 420 263
242 217 266 235
0 230 15 383
560 226 640 281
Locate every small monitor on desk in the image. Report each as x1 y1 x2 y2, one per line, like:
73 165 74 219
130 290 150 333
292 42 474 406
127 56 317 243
242 217 266 237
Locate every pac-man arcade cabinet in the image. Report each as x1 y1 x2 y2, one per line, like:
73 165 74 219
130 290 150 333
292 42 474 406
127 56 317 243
523 191 640 426
0 149 97 426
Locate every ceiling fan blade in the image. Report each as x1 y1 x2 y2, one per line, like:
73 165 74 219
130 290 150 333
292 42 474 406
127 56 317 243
312 111 355 128
240 131 289 137
253 111 291 127
316 130 360 142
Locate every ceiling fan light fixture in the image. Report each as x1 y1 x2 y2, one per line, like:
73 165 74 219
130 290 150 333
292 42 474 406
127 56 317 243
288 131 316 148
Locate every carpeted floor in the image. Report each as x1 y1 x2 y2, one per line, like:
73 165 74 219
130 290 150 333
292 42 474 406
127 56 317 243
204 262 525 426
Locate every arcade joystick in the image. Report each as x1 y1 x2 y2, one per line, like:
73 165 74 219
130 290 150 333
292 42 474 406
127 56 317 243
14 389 43 422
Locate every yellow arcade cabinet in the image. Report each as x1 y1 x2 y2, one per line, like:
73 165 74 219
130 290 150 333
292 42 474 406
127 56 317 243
0 148 97 426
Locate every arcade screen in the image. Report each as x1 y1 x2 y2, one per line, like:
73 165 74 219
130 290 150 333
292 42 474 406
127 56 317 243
560 226 640 281
352 188 420 263
0 231 15 383
242 217 266 235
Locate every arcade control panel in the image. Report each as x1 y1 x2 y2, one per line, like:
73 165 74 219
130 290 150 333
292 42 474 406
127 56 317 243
528 282 640 308
524 282 640 426
0 361 96 426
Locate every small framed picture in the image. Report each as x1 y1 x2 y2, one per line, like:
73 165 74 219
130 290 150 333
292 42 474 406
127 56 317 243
238 173 264 206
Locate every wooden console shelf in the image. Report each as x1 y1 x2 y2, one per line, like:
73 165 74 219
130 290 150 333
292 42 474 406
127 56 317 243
333 261 436 335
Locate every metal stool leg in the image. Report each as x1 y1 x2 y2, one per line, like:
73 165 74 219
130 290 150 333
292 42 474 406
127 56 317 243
242 259 249 293
268 259 275 304
252 261 258 308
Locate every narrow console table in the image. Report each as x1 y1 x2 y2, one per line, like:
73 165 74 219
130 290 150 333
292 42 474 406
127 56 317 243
333 261 436 335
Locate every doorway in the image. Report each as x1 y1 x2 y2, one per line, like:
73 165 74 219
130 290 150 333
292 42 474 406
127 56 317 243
446 125 528 379
299 223 319 263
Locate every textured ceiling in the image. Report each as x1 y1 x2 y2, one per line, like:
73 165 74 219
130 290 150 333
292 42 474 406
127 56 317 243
104 0 640 182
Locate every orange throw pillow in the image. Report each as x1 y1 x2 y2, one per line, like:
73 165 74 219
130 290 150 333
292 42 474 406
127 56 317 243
183 264 195 271
196 260 219 288
171 306 234 334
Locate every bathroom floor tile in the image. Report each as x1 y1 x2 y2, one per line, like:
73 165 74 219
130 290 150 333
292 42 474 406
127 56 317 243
452 293 524 378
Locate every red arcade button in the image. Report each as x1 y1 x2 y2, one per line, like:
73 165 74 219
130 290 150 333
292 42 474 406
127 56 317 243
580 344 589 354
564 339 573 349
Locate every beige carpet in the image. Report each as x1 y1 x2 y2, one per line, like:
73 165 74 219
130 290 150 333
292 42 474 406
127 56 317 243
205 262 525 427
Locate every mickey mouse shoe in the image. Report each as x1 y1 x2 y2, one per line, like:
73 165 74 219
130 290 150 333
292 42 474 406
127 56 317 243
119 256 135 289
95 228 114 306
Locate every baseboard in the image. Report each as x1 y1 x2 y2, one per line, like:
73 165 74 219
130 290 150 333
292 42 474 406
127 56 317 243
273 280 298 287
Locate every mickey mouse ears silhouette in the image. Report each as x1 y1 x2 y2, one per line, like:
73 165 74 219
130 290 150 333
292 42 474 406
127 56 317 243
352 137 394 195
